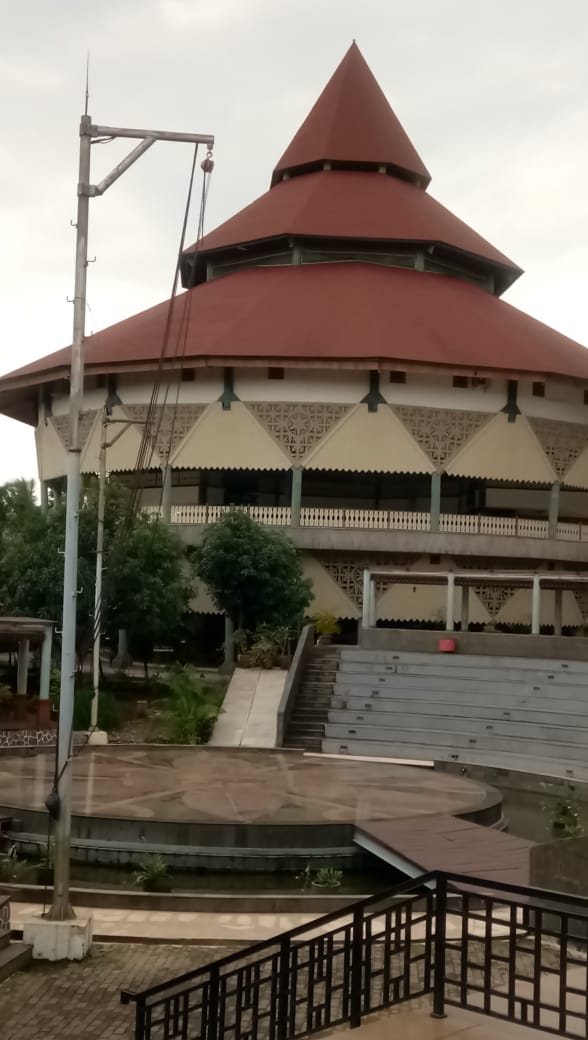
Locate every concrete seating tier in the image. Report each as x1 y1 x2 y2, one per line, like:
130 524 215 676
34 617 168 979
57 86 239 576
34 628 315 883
322 648 588 779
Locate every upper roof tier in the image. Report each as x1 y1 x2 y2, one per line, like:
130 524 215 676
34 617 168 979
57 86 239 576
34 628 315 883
186 43 520 293
271 42 431 188
187 169 520 292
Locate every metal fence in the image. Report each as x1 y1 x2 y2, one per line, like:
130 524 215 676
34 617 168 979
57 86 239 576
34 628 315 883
121 871 588 1040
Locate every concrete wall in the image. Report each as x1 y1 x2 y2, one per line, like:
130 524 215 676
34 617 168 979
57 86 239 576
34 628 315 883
359 628 588 661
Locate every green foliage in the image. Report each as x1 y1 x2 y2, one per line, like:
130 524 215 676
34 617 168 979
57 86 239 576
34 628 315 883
0 478 194 671
164 665 220 744
134 854 171 892
312 612 341 637
196 510 311 632
0 850 30 882
0 478 130 650
107 516 195 669
313 867 344 888
552 799 583 838
49 670 121 731
297 864 344 889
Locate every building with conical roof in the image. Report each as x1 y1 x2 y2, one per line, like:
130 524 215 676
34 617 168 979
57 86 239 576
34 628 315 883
2 43 588 636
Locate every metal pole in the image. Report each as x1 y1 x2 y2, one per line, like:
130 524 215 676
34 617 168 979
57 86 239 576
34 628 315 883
445 573 455 632
46 109 214 927
91 411 107 730
48 114 92 922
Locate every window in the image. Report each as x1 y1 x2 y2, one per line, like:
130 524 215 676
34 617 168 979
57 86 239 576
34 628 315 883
268 367 285 380
181 369 196 382
583 389 588 406
453 375 469 388
389 371 406 384
532 381 545 398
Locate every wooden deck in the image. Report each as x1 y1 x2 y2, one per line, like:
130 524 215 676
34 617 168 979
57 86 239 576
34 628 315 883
355 815 533 885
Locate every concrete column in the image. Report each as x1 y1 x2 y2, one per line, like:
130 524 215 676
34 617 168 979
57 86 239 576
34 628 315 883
531 576 541 635
430 472 441 533
38 626 54 727
445 574 455 632
460 585 470 632
161 464 172 523
548 481 561 539
16 639 30 696
362 569 372 629
554 588 563 636
291 467 302 526
369 578 377 628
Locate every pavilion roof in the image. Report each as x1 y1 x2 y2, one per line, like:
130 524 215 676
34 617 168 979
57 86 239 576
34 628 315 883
271 42 431 188
3 263 588 425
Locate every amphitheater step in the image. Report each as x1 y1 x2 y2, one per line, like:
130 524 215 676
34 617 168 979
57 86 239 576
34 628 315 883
331 697 588 726
0 942 33 983
327 709 588 741
323 723 588 761
323 741 588 780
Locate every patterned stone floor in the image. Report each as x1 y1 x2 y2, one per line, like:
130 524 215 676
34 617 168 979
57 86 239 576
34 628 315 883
0 747 495 824
0 942 554 1040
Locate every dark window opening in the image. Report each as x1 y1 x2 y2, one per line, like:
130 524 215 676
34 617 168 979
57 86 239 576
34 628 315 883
453 375 469 388
181 369 196 382
389 371 407 384
532 382 545 398
268 367 285 380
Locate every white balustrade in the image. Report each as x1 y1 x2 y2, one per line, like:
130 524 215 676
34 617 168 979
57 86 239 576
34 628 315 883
517 518 549 539
146 503 586 543
556 522 580 541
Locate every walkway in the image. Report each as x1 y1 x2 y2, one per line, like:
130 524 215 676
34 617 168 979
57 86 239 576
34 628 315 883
0 941 547 1040
209 668 286 748
356 814 533 885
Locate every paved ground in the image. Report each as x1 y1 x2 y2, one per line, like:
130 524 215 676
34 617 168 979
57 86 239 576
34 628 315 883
210 667 286 748
0 941 545 1040
1 942 227 1040
0 746 493 824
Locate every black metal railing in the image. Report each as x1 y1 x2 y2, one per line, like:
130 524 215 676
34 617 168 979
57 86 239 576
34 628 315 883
121 870 588 1040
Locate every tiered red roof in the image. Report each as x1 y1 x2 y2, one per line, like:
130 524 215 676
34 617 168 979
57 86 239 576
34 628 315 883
1 42 587 426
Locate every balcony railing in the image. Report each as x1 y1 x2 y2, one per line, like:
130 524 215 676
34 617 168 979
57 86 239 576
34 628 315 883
142 504 588 543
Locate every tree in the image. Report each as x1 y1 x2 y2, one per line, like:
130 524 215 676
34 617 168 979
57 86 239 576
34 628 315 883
196 509 312 632
0 479 194 672
106 515 195 675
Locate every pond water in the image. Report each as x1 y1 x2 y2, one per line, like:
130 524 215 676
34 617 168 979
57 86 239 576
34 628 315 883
500 786 587 844
68 862 392 896
29 786 586 895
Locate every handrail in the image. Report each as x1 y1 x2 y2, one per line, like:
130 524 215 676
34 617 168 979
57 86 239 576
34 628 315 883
275 624 315 748
121 868 588 1040
120 867 588 1005
121 868 437 1004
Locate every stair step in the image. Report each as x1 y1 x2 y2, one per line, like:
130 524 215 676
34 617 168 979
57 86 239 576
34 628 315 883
0 942 33 983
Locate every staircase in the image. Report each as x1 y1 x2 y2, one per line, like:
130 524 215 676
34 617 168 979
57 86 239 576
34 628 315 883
0 895 32 983
283 646 340 751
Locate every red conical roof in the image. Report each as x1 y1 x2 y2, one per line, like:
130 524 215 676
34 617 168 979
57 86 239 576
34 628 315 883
271 42 430 188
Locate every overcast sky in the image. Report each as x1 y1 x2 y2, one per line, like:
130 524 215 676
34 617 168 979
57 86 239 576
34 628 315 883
1 0 587 485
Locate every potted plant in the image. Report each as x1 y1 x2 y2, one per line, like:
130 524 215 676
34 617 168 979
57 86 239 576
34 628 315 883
312 866 344 889
312 613 341 646
134 854 172 893
552 799 583 838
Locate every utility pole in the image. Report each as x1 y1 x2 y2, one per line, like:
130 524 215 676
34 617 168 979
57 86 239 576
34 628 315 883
49 115 214 923
90 410 107 734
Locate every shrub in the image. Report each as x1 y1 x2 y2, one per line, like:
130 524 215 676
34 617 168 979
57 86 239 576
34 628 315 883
552 799 583 838
164 665 220 744
134 854 170 892
50 671 121 732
